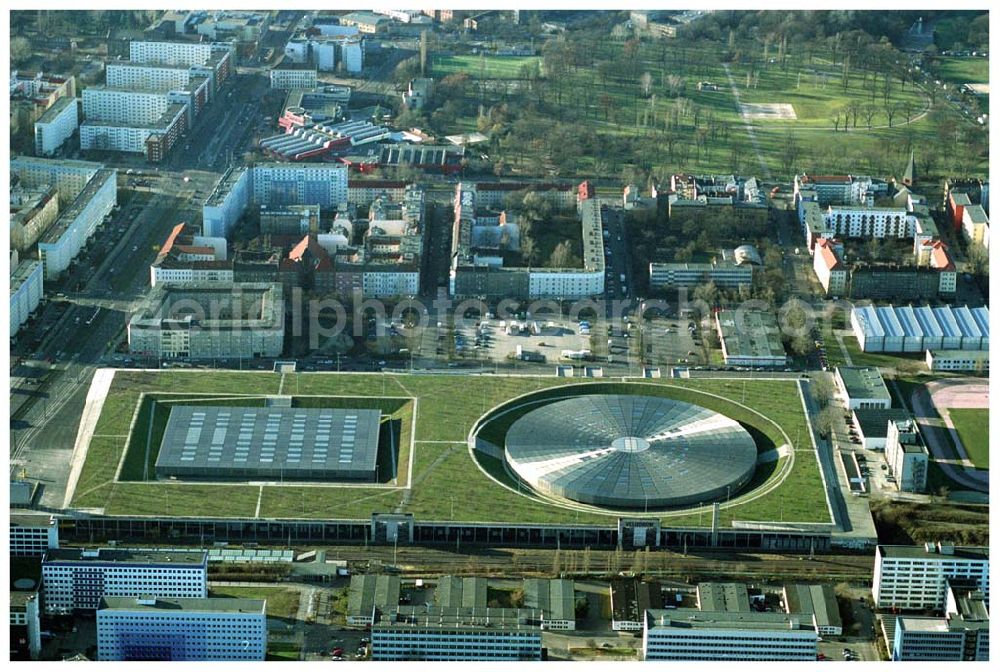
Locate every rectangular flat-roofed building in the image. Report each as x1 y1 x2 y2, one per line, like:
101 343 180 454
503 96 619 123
371 605 543 661
873 543 989 610
851 408 912 450
697 583 750 612
851 304 989 353
347 574 401 626
9 514 59 557
782 584 843 636
42 549 207 614
835 367 891 410
155 406 380 481
34 96 78 156
715 309 788 368
97 596 266 661
885 418 928 492
436 576 488 609
523 578 576 630
644 609 818 660
611 579 664 631
926 349 989 373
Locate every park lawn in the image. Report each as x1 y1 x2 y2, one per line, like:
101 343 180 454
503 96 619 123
210 586 301 620
840 335 927 370
431 54 541 79
936 57 989 86
948 408 989 469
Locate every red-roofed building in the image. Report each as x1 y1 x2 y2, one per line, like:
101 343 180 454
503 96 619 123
928 240 957 294
812 238 847 296
280 234 336 293
150 223 230 286
948 192 972 232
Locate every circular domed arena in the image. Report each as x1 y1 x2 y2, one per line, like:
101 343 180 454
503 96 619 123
504 394 757 509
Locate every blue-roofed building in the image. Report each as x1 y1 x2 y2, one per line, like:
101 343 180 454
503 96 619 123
876 306 905 352
952 306 983 350
894 305 924 353
913 306 944 350
850 305 884 351
852 304 989 353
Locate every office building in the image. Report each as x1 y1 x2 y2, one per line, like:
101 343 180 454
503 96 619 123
260 204 320 235
270 67 318 90
10 157 117 279
10 592 42 660
834 367 892 410
33 96 78 156
127 283 285 360
782 584 843 636
9 514 59 557
851 304 989 353
925 349 989 373
347 574 401 626
715 309 789 368
873 543 989 610
10 258 44 339
885 419 928 492
851 408 912 450
523 579 577 630
97 596 266 661
611 579 664 631
649 248 756 291
892 585 989 662
371 605 543 661
643 609 818 661
41 548 208 614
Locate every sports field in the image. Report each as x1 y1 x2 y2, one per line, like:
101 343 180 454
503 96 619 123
70 370 830 527
432 54 541 80
948 408 989 470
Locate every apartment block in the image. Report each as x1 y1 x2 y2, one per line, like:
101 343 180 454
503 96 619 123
270 68 318 90
34 96 79 156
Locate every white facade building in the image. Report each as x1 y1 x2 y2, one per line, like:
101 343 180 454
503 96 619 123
528 269 604 299
643 610 818 661
270 68 318 90
41 549 208 614
34 96 78 156
11 157 118 279
130 41 218 67
9 514 60 557
885 418 928 493
107 62 195 92
873 543 989 610
371 606 543 661
363 270 419 297
202 164 348 238
834 366 892 411
10 259 44 339
82 86 173 125
925 349 989 373
97 596 266 661
10 592 42 660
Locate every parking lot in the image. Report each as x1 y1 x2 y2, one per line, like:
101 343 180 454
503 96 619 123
640 316 703 366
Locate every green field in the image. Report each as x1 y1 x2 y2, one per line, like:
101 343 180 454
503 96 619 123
948 408 989 469
210 586 301 620
71 370 830 527
431 54 541 79
936 57 989 86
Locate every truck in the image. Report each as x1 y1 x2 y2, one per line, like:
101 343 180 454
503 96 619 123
561 349 592 361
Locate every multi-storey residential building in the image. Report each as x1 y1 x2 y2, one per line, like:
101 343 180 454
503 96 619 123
129 40 234 77
371 605 543 661
873 543 989 610
106 62 212 113
961 204 989 253
283 33 365 74
347 180 411 205
649 248 756 291
34 96 78 156
10 157 117 279
81 104 187 157
9 513 59 557
10 257 44 339
82 86 179 125
667 174 769 230
127 283 285 360
339 11 390 34
885 419 928 493
925 349 989 373
97 596 266 661
41 549 208 614
812 238 847 296
202 163 348 238
449 185 606 299
643 610 819 660
10 184 59 252
10 71 76 135
270 67 318 90
10 592 42 660
474 181 576 210
834 366 892 410
149 222 230 287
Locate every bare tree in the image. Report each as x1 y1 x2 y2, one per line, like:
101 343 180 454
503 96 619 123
862 104 877 129
640 71 653 98
831 111 842 132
